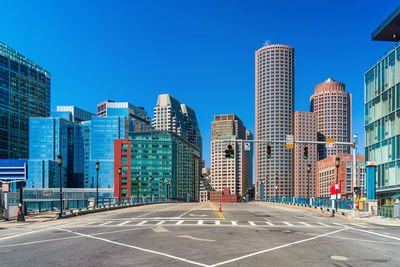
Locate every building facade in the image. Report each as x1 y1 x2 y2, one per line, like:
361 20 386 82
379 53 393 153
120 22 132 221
211 114 250 197
310 78 352 160
255 44 295 199
113 131 201 201
316 154 365 199
0 41 51 159
294 111 317 198
152 94 202 151
56 106 94 123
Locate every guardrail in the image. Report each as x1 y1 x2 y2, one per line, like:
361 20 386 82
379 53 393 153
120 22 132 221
257 197 354 211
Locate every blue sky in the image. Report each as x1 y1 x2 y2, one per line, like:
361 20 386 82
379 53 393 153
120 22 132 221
0 1 398 167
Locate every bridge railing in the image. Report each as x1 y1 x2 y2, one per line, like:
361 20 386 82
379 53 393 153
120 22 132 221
257 197 354 210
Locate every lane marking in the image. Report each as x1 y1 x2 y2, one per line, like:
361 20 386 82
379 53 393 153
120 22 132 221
283 222 294 227
210 228 349 266
349 223 368 228
137 220 148 225
208 202 225 219
231 221 237 226
248 221 256 226
0 228 54 241
197 220 204 225
178 203 206 217
56 228 208 267
178 235 215 242
317 222 329 227
265 222 274 226
299 222 312 227
156 220 166 225
176 220 184 225
347 227 400 241
131 204 177 219
99 221 112 226
215 220 221 225
117 221 131 226
333 223 347 228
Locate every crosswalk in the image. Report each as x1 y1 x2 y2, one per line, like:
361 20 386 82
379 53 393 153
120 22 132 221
82 219 376 229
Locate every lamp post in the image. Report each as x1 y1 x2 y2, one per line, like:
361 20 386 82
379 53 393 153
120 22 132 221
165 181 170 200
57 154 63 218
275 173 278 202
260 180 264 201
306 164 311 206
149 175 153 202
118 167 122 205
95 161 99 208
159 179 162 200
137 172 140 203
335 157 340 214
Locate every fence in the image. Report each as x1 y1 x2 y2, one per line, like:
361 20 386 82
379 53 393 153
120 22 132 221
259 197 354 210
378 205 394 218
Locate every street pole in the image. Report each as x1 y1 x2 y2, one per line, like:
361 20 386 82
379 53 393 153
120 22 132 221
17 181 25 221
307 164 311 206
137 172 140 203
149 176 152 202
275 173 278 202
353 134 358 207
335 157 340 214
57 154 63 218
95 161 99 208
159 179 162 200
118 168 122 205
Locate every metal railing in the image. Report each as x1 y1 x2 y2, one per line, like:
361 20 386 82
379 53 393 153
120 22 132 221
378 205 394 218
258 197 354 210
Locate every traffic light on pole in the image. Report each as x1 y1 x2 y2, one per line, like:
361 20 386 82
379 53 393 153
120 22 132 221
225 144 234 158
303 146 308 159
267 145 271 159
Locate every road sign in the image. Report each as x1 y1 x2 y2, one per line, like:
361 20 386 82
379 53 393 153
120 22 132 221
326 143 335 148
0 159 28 181
286 135 294 144
285 144 294 149
326 138 335 143
2 183 9 192
244 143 251 151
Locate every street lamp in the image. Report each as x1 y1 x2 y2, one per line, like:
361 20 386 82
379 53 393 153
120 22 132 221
95 161 99 208
137 172 140 203
118 167 122 205
335 157 340 214
306 164 311 206
159 179 162 200
275 173 278 202
57 154 63 218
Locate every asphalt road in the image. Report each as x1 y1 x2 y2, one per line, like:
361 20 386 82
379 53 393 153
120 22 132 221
0 202 400 266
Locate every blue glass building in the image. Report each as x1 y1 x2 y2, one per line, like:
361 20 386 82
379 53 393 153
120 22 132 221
0 41 51 159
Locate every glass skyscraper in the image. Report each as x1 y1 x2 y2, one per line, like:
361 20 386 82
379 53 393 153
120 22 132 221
0 41 51 159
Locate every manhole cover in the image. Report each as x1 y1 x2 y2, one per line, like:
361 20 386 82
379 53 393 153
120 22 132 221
330 256 350 261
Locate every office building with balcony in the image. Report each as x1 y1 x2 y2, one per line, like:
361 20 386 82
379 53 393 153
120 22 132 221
365 6 400 203
0 41 51 159
113 131 201 201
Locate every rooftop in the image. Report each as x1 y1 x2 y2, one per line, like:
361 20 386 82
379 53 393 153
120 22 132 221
372 6 400 41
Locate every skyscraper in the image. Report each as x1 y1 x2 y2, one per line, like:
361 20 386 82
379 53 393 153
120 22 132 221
310 78 351 160
211 114 249 197
152 94 202 151
0 41 51 159
255 44 295 199
294 111 317 198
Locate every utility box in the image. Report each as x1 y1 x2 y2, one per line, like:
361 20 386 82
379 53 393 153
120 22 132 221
88 198 95 208
394 202 400 218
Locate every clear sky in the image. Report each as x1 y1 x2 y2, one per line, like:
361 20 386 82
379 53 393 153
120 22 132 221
1 1 399 167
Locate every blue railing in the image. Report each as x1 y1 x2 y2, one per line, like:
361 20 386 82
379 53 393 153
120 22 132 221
257 197 354 210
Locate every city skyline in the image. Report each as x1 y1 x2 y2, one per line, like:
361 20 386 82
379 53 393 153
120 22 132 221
1 1 399 169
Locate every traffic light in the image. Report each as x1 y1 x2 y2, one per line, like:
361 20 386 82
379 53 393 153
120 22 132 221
303 146 308 159
225 144 234 158
267 145 271 159
351 141 356 148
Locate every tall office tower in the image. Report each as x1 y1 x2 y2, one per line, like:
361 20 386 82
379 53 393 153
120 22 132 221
181 104 202 151
310 78 351 160
211 114 249 197
246 130 254 188
255 44 294 199
97 100 152 132
0 41 51 159
365 6 400 203
294 111 317 197
152 94 202 150
56 106 95 123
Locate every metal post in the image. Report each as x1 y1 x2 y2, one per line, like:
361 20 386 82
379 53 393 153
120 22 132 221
353 134 358 207
17 182 25 221
275 173 278 202
149 176 153 202
307 164 311 206
335 157 340 214
118 168 122 205
57 155 63 218
96 161 99 208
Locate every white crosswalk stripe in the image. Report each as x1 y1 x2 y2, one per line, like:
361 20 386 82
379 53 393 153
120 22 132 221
283 221 294 226
99 221 112 226
136 220 148 225
265 221 275 226
197 220 204 225
248 221 256 226
317 222 329 227
231 221 237 226
176 220 184 225
156 220 165 225
117 221 131 226
215 220 221 225
349 223 368 228
299 222 312 227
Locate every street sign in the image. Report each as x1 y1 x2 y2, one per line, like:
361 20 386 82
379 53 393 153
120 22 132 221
285 144 294 149
244 143 251 151
326 138 335 143
286 135 294 144
2 183 9 192
0 159 28 181
43 190 52 197
326 143 335 148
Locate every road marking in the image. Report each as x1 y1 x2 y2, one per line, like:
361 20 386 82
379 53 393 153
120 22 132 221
265 222 274 226
215 220 221 225
131 204 177 219
137 220 148 225
177 235 215 242
178 203 206 217
333 223 347 227
208 202 225 219
176 220 184 225
283 221 294 226
349 223 368 228
231 221 237 226
0 227 54 241
248 221 256 226
117 221 131 226
99 221 112 226
299 222 312 227
56 228 208 267
347 227 400 241
153 227 169 233
197 220 204 225
156 220 166 225
317 222 329 227
209 228 349 266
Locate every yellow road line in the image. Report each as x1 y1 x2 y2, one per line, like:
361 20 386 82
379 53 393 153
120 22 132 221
209 202 225 219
